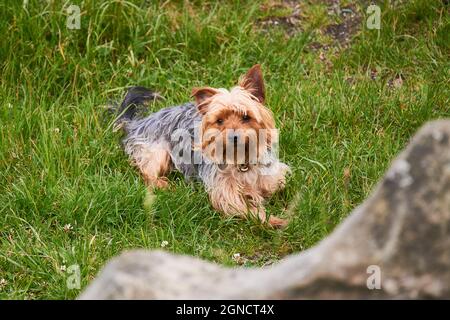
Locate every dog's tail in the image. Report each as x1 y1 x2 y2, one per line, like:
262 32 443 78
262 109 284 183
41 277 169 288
113 86 162 125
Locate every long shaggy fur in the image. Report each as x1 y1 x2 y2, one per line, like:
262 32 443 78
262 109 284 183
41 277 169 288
117 65 290 227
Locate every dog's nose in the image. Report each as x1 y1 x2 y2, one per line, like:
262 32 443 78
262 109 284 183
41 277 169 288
228 132 240 143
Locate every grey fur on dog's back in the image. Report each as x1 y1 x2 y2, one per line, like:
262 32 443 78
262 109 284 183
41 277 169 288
123 100 206 180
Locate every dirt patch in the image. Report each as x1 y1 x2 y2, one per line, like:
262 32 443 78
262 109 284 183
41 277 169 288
257 0 363 47
324 3 362 46
258 1 303 36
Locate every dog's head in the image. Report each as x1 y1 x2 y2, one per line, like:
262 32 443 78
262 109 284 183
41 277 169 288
192 65 277 165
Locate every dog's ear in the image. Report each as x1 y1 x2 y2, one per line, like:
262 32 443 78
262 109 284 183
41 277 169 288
191 87 219 114
239 64 265 103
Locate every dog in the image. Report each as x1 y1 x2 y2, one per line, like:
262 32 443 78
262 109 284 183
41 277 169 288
115 65 290 227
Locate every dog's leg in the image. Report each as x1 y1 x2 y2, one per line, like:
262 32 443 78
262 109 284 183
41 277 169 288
130 143 172 189
251 206 288 228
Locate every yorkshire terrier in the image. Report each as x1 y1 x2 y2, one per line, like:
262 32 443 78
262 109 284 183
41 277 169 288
115 65 290 227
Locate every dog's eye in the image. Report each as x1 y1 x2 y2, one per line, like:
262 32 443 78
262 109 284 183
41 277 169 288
242 115 250 122
216 119 223 125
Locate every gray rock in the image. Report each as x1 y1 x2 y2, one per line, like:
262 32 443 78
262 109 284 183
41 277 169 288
79 120 450 299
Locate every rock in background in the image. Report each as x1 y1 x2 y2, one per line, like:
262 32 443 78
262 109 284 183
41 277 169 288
79 120 450 299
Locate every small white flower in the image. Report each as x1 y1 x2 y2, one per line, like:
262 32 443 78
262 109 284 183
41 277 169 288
232 253 248 265
63 224 73 232
160 240 169 248
60 265 66 272
0 278 7 287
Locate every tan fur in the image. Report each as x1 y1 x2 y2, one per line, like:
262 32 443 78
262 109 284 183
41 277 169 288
208 165 288 227
197 87 275 165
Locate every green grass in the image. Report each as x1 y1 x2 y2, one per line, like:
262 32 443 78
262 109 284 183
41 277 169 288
0 0 448 299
